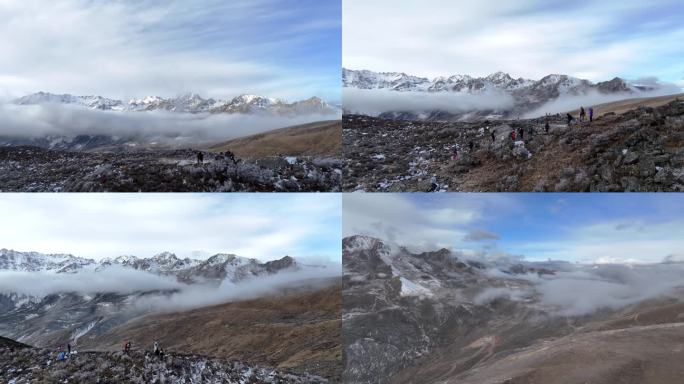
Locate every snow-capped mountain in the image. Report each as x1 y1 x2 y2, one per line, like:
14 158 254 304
0 248 300 283
342 235 684 383
342 68 647 95
14 92 125 111
343 68 659 121
14 92 337 117
0 249 96 273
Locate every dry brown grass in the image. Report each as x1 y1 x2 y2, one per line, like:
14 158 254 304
568 93 684 117
208 120 341 159
79 284 342 381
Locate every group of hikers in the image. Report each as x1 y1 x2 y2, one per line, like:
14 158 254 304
195 150 237 166
431 106 597 192
122 340 166 359
54 340 167 361
56 343 73 361
567 106 594 125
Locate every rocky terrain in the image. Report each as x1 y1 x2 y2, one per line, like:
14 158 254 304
343 98 684 192
0 343 327 383
343 68 667 121
0 146 341 192
342 235 684 384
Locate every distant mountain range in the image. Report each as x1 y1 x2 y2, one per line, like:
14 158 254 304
343 68 667 121
0 248 314 346
14 92 338 117
0 248 299 283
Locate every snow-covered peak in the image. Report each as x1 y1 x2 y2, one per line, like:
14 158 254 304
0 249 95 273
13 92 333 116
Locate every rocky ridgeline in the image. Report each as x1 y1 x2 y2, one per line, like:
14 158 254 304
343 100 684 192
0 347 327 384
0 147 341 192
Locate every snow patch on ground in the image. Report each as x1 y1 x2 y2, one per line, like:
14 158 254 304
400 277 433 298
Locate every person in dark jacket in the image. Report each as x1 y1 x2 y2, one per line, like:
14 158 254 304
545 119 550 134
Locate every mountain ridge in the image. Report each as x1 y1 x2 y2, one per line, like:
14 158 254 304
342 68 671 121
14 91 338 117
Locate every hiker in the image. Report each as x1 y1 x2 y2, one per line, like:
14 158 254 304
451 147 459 161
427 175 439 192
67 343 71 355
123 341 131 354
589 107 594 122
510 130 516 141
518 127 524 140
159 347 165 360
153 341 160 356
468 140 474 153
490 130 495 142
566 113 573 126
196 151 204 165
579 106 586 122
545 119 550 134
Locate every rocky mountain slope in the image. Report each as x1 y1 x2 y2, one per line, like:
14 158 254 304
15 91 338 117
0 345 327 383
79 283 342 381
343 68 666 121
342 235 684 384
0 249 328 347
0 146 342 192
343 97 684 192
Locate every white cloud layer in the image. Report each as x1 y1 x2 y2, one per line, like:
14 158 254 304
0 265 340 313
0 103 338 144
342 88 515 116
477 263 684 316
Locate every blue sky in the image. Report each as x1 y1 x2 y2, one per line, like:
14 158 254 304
0 193 342 263
344 194 684 264
0 0 341 102
344 0 684 87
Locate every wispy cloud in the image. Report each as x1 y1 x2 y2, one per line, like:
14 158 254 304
344 194 684 264
0 194 342 263
344 0 684 84
0 0 341 102
343 194 514 253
